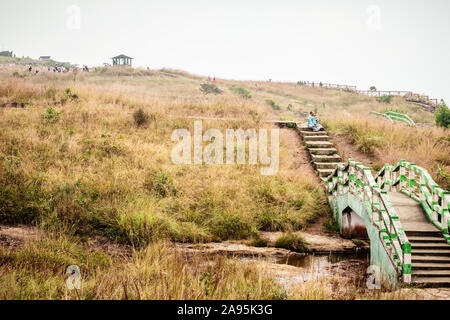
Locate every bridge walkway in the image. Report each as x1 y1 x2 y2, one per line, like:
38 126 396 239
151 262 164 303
389 192 450 287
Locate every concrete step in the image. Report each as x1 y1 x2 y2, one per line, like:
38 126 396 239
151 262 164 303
305 141 333 148
303 135 330 142
406 230 443 237
412 249 450 256
412 270 450 277
413 263 450 270
412 277 450 287
408 236 447 244
412 243 450 250
317 169 334 178
311 154 342 163
412 256 450 264
299 131 328 136
314 162 344 170
308 148 338 156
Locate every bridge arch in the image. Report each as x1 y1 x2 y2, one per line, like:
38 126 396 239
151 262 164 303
327 159 450 288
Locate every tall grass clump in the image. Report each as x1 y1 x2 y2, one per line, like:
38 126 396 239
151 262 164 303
200 83 222 95
0 238 286 300
274 232 308 252
230 86 252 99
133 108 150 127
266 99 281 110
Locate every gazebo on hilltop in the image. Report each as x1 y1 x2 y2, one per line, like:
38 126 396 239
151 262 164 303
111 54 133 67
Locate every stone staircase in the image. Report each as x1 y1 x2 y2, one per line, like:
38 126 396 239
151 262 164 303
388 191 450 288
298 127 343 181
408 230 450 287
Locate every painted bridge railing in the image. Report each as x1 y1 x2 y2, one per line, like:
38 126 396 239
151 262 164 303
327 159 412 283
375 160 450 242
370 111 416 127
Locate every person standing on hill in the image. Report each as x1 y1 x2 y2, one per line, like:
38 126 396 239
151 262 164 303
212 77 216 85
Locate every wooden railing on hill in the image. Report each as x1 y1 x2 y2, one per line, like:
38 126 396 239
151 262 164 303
298 81 440 112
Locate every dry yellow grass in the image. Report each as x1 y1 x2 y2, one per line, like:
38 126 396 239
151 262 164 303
324 115 450 189
0 65 447 300
0 68 329 246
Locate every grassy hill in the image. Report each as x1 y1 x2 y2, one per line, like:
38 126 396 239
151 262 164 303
0 65 448 299
0 56 74 69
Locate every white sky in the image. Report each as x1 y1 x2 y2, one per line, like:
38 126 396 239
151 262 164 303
1 0 449 103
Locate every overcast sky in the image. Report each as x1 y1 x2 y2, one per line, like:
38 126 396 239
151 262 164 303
1 0 449 103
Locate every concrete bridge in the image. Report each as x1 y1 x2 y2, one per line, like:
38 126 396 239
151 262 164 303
294 125 450 288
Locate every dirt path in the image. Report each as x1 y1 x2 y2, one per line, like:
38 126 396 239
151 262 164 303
0 225 41 247
280 128 318 181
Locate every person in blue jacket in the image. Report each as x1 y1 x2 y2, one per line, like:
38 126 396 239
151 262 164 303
307 111 323 131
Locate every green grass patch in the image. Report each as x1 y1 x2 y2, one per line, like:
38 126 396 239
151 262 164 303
274 232 308 252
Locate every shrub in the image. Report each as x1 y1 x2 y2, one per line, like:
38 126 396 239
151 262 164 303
377 95 394 104
266 99 281 110
248 109 261 122
12 71 19 77
133 108 150 127
208 211 253 240
249 233 269 247
65 87 79 100
323 217 339 233
41 107 62 123
200 83 222 95
230 86 251 99
370 86 377 91
144 171 177 198
274 232 308 252
356 134 384 154
435 104 450 128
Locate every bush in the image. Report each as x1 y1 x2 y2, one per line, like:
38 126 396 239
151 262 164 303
377 95 394 104
41 107 62 123
323 217 339 233
200 83 222 95
133 108 150 127
230 86 251 99
249 233 269 247
435 104 450 128
370 86 377 91
266 99 281 110
356 134 384 154
274 232 308 252
144 171 177 198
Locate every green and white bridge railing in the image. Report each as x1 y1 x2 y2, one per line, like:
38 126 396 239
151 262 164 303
376 160 450 241
370 111 416 127
327 159 450 286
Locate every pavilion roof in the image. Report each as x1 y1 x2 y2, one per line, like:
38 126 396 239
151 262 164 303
111 54 133 59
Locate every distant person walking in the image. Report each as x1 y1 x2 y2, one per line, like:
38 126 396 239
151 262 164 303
212 77 216 85
307 111 323 131
208 76 211 82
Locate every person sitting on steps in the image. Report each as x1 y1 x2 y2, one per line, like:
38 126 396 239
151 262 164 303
307 111 323 131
